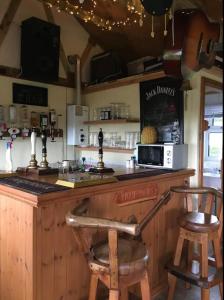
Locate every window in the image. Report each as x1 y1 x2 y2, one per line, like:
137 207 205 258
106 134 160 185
204 116 223 161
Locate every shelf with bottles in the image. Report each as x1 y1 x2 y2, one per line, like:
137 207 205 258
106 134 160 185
0 105 63 140
0 128 63 140
75 146 135 154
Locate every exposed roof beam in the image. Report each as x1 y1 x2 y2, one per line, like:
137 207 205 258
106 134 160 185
0 0 22 48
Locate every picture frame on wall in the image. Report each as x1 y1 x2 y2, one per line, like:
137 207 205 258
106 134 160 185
140 77 184 144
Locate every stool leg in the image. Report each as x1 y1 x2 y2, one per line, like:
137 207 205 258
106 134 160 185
88 273 98 300
120 288 129 300
213 238 223 298
109 289 120 300
140 270 151 300
167 235 185 300
201 288 210 300
185 240 194 289
200 235 209 300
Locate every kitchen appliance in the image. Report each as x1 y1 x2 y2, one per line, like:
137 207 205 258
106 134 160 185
136 143 188 170
67 105 89 146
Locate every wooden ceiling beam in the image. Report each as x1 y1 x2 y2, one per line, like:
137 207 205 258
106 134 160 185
0 0 22 48
80 37 96 71
42 3 71 79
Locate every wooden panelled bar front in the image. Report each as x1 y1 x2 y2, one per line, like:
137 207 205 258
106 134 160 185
0 169 194 300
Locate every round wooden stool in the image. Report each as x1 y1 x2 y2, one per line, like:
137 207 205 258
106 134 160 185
167 187 223 300
66 191 171 300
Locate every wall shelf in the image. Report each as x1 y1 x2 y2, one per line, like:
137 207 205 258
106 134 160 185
75 146 135 154
83 70 166 94
84 118 139 125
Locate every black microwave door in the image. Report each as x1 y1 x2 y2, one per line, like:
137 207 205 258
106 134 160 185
138 146 164 166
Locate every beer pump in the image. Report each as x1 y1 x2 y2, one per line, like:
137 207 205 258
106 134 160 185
27 127 38 169
39 113 49 169
89 128 114 173
49 109 56 142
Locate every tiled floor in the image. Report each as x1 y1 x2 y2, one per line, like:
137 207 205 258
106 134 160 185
154 280 221 300
99 281 221 299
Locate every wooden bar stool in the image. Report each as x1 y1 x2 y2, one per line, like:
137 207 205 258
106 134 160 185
66 191 171 300
167 187 223 300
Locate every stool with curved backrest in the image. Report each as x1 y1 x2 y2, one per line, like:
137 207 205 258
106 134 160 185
66 191 171 300
167 187 223 300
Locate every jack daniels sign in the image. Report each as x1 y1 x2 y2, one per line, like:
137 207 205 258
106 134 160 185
140 77 184 144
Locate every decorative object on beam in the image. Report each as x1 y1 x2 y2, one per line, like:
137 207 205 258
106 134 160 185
39 0 173 38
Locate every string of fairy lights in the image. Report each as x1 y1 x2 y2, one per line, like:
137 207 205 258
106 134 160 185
40 0 172 37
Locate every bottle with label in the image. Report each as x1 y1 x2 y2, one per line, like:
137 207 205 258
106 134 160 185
40 113 48 128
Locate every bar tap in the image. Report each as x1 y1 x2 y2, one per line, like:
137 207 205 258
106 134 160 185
97 128 104 170
49 109 56 142
28 128 38 169
89 128 114 173
39 125 49 169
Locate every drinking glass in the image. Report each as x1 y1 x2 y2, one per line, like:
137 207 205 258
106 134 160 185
125 132 131 149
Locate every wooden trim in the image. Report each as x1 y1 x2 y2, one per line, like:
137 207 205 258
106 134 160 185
0 65 74 88
84 118 139 125
0 0 22 48
83 71 166 94
198 77 223 186
42 3 71 79
80 37 96 70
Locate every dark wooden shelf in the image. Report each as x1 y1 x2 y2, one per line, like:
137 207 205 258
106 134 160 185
75 146 135 153
83 70 166 94
84 118 139 125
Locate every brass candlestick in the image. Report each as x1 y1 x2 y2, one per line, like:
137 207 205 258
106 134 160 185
39 126 49 169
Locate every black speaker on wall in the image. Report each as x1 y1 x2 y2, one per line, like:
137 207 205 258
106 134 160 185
21 17 60 82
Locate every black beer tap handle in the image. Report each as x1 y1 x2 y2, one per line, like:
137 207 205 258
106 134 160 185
41 126 47 154
98 128 103 155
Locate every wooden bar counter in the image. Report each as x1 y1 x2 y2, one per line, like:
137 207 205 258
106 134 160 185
0 168 194 300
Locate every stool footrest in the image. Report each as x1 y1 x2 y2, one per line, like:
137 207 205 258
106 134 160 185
166 260 223 289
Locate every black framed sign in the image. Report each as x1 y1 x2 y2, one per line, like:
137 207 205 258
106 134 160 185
140 77 184 144
13 83 48 106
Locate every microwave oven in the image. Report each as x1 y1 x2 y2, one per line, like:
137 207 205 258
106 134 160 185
136 144 188 170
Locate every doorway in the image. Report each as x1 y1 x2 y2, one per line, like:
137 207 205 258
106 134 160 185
199 78 223 190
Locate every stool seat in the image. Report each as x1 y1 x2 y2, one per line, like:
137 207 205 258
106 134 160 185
179 212 220 233
92 238 149 275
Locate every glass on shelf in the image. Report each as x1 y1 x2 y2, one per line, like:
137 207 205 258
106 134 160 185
120 104 129 119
